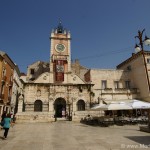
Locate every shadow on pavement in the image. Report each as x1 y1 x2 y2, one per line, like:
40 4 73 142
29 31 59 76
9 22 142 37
125 136 150 145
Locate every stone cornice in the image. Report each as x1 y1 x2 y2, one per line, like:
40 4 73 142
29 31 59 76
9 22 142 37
50 37 71 40
24 83 94 86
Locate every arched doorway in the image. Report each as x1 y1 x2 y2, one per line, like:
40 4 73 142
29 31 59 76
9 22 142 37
54 98 66 118
34 100 43 112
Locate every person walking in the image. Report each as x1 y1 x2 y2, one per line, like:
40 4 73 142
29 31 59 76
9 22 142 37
1 111 7 128
2 113 11 140
62 108 65 118
1 111 7 122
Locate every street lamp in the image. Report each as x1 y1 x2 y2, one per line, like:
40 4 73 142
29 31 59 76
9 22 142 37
135 29 150 92
135 29 150 52
135 29 150 130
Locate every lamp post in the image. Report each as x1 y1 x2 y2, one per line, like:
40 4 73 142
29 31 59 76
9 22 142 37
135 29 150 130
135 29 150 92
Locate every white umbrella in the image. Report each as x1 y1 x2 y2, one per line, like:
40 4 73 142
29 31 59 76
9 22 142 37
91 102 132 121
91 102 132 110
127 100 150 109
100 102 132 110
91 104 106 110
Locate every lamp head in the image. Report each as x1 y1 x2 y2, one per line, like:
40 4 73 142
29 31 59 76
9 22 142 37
135 44 141 53
144 36 150 46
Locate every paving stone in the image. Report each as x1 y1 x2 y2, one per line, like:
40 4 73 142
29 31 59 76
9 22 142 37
0 122 150 150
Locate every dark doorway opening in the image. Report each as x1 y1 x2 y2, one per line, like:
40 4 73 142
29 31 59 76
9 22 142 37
54 98 66 118
34 100 43 112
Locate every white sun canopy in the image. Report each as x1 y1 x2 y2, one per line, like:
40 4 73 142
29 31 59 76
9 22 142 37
91 102 132 111
127 99 150 109
91 99 150 110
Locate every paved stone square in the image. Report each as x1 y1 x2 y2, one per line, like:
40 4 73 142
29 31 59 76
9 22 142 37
0 122 150 150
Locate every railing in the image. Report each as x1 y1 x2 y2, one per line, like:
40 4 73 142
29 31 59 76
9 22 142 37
9 81 13 86
8 96 11 101
1 76 7 82
52 55 68 61
0 94 4 99
101 88 139 94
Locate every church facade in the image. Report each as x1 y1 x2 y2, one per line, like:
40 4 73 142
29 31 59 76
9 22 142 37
17 23 150 122
18 23 96 122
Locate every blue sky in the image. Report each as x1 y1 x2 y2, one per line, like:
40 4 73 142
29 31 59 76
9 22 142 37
0 0 150 73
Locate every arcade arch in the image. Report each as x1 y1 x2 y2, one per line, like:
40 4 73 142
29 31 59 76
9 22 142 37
54 98 66 118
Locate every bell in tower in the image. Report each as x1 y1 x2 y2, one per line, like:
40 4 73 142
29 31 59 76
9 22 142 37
56 21 64 34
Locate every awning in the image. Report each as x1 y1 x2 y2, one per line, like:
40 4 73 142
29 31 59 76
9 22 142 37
127 99 150 109
103 99 150 109
91 102 132 111
103 99 133 104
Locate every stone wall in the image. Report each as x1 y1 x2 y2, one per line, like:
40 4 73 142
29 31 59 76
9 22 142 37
16 112 55 123
16 110 104 123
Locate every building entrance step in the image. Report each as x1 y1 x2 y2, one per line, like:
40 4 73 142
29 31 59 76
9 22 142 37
56 117 67 121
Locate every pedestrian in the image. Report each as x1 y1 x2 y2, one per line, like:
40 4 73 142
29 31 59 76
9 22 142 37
1 111 7 128
62 108 65 118
1 111 7 122
2 113 12 140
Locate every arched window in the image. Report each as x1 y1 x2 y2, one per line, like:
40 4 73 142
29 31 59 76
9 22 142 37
77 100 85 111
34 100 42 112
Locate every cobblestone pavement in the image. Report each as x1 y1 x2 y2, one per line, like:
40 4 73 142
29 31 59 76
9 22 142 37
0 121 150 150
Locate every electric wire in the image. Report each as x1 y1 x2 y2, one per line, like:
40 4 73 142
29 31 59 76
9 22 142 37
72 46 133 61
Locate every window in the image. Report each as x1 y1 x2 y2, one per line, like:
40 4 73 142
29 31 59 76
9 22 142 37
77 100 85 111
30 69 35 75
127 65 131 71
2 68 6 77
101 80 107 89
2 85 4 94
147 58 150 64
114 81 119 89
3 60 7 64
8 87 11 97
125 81 130 89
10 75 13 81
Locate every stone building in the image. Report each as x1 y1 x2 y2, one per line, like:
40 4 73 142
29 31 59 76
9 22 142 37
18 22 94 122
117 51 150 101
17 23 150 122
85 69 140 103
0 51 22 116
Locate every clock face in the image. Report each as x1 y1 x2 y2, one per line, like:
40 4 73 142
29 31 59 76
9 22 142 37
55 44 66 52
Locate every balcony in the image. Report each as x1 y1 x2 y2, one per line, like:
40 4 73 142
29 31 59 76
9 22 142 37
101 88 113 94
101 88 139 94
114 88 139 94
52 55 68 62
115 88 128 91
0 94 4 99
9 81 13 87
1 76 7 83
8 96 11 101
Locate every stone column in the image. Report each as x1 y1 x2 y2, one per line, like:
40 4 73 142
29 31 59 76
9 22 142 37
86 102 90 110
18 95 23 113
49 98 54 112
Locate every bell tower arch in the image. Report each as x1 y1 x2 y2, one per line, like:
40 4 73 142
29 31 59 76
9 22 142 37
49 21 71 83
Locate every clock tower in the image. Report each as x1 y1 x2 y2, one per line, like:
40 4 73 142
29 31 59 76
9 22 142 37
49 22 71 83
